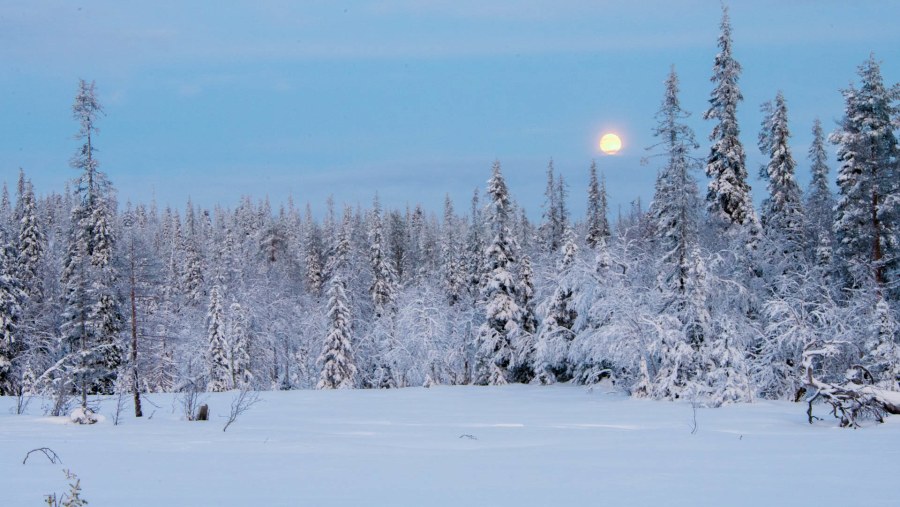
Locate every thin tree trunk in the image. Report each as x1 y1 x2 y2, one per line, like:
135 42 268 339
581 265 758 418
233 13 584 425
130 237 143 417
871 188 884 286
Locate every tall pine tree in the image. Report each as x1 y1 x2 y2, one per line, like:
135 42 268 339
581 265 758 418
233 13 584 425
60 80 123 408
317 274 357 389
704 6 757 235
476 161 522 385
758 91 805 266
805 118 835 264
830 55 899 289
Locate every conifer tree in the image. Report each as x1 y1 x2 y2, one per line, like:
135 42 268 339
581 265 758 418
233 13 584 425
510 251 538 383
465 188 484 300
804 119 835 256
533 227 579 384
585 161 610 248
556 174 569 242
0 183 10 237
369 195 396 318
830 55 899 288
304 204 324 297
476 161 522 385
539 160 562 251
181 201 204 305
229 301 253 390
758 91 805 264
648 68 701 303
441 195 465 305
60 80 123 407
17 177 44 301
518 253 537 336
0 243 23 395
206 285 230 392
317 274 357 389
704 6 757 235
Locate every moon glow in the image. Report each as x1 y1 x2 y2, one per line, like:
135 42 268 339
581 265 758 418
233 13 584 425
599 133 622 154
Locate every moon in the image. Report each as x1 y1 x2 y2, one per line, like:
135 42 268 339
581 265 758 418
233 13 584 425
599 133 622 155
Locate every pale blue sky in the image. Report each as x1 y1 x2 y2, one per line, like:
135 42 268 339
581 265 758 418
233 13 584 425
1 1 898 219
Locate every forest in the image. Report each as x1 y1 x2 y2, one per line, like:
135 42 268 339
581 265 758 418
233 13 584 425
0 8 898 428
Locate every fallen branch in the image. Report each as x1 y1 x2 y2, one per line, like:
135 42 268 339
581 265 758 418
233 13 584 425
803 346 900 428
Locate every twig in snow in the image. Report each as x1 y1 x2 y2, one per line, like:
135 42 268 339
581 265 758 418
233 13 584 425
23 447 62 465
223 390 261 432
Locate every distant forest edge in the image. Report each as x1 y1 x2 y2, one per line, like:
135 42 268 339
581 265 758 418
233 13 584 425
0 7 898 428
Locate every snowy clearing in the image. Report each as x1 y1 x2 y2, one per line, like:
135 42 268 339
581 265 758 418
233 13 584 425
2 385 900 506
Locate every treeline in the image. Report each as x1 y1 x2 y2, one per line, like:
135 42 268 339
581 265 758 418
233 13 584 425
0 7 897 426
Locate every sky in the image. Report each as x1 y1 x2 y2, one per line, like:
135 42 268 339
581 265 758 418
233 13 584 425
0 0 898 220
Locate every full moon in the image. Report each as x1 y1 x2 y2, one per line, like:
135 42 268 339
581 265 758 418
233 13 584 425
599 133 622 154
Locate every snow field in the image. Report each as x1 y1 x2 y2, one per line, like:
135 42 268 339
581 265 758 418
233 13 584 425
2 385 899 506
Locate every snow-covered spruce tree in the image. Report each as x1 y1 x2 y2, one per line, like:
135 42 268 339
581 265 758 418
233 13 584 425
533 226 579 384
229 301 253 390
258 209 288 266
404 204 425 282
465 188 485 301
60 80 123 409
206 285 230 392
644 68 706 400
830 55 899 290
510 250 537 383
648 68 702 320
369 195 396 318
758 91 805 272
317 274 357 389
323 206 353 285
303 204 324 298
556 175 569 247
804 119 835 260
180 201 205 306
585 161 610 248
703 6 758 237
539 160 564 252
0 242 24 395
861 296 900 390
0 183 9 237
475 161 522 385
441 195 466 306
17 177 44 302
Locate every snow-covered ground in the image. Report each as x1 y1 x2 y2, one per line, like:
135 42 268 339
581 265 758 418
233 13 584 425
2 385 898 506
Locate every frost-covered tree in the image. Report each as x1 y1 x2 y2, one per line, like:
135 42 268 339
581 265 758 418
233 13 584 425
703 6 757 235
229 301 253 390
0 243 23 395
511 250 537 382
0 183 10 237
181 201 205 305
533 228 579 384
17 177 44 301
758 92 805 267
441 195 465 305
864 298 900 389
830 55 899 288
60 80 123 407
369 195 396 318
804 119 835 255
539 160 568 252
476 161 522 385
317 274 357 389
648 67 701 306
465 188 485 300
585 161 610 248
304 204 324 297
206 285 230 392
